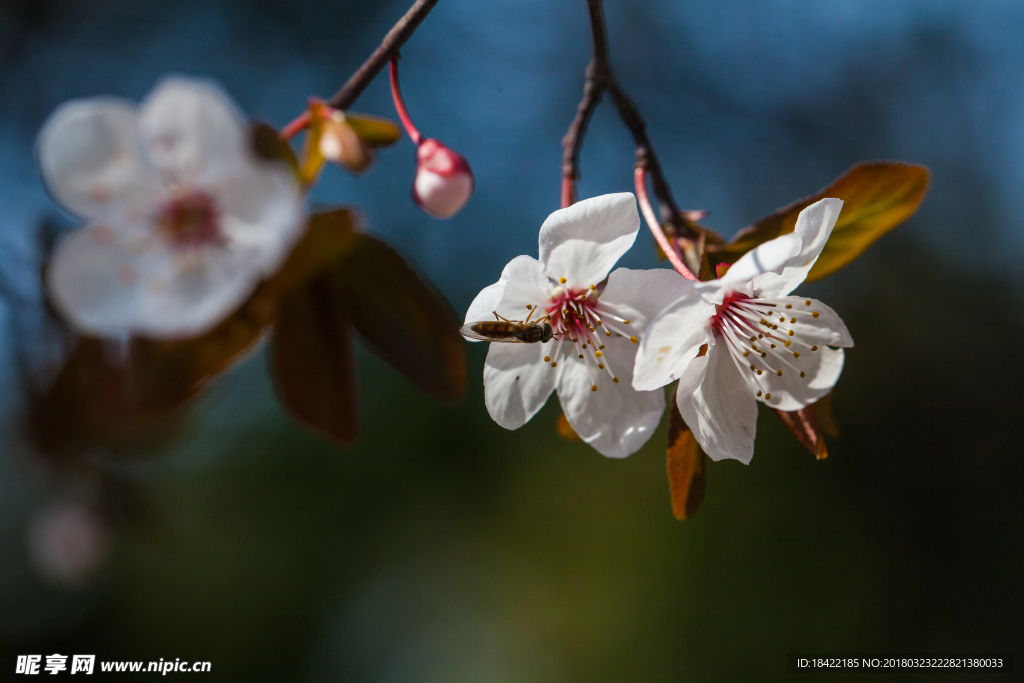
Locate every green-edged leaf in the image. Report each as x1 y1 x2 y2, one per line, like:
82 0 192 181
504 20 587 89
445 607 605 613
272 274 358 446
346 113 402 148
774 400 829 460
709 162 930 282
251 121 299 176
336 235 467 403
666 403 705 520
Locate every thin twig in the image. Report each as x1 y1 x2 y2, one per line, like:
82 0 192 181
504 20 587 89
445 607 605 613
328 0 441 111
562 0 696 243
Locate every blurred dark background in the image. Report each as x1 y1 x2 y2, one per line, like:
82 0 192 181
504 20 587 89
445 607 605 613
1 0 1022 680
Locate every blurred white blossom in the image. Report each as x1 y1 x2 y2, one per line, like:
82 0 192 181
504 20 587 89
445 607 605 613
28 501 109 587
38 77 304 339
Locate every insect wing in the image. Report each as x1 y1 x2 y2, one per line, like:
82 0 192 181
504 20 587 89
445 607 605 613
459 323 525 342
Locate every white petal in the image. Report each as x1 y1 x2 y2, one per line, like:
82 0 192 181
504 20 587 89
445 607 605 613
47 223 268 339
483 342 558 430
36 98 160 222
759 347 845 412
465 283 509 336
557 334 664 458
138 76 247 180
752 198 844 298
538 193 639 288
777 296 854 348
493 255 552 318
598 267 696 329
215 160 304 276
719 232 800 286
632 290 716 392
678 344 758 464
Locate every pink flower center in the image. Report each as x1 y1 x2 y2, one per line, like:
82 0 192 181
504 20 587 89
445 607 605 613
156 191 222 249
528 282 637 391
708 290 823 402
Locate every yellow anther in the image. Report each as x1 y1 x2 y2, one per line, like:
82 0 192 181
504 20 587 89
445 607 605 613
784 340 791 347
578 354 584 359
760 319 768 325
793 352 800 358
582 343 587 349
761 352 766 358
743 351 750 357
800 371 806 378
629 336 637 344
811 345 818 351
757 390 762 397
560 277 567 283
750 364 756 371
749 336 756 341
779 316 785 322
790 317 796 323
526 304 532 309
785 304 792 309
605 330 611 337
544 355 551 362
550 361 558 367
572 337 578 342
591 385 598 392
770 343 776 348
812 311 820 318
595 350 603 357
597 320 603 326
599 345 605 349
788 330 794 336
805 300 811 305
776 369 782 376
758 333 764 338
765 392 772 399
757 369 763 375
598 363 605 369
613 377 620 383
589 284 596 290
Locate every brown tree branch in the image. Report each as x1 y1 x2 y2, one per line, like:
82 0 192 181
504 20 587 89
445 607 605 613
328 0 441 111
561 0 696 242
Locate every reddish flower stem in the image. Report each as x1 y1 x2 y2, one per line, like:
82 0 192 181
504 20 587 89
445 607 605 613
389 59 422 146
560 176 577 208
635 166 697 281
279 111 311 140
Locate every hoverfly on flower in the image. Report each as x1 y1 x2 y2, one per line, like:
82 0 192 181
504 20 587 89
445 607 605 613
460 305 555 344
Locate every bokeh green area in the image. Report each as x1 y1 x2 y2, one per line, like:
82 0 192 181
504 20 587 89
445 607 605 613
2 236 1020 682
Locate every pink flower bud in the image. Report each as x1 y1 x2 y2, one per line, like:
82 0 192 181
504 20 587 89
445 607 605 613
412 138 474 219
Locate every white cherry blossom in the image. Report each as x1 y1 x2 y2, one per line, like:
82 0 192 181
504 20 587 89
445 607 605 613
38 76 304 339
632 198 853 464
464 193 692 458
